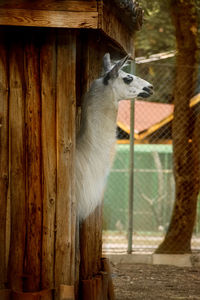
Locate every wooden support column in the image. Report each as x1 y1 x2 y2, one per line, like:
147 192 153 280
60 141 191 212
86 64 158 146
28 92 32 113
23 33 43 292
8 33 26 291
40 30 57 291
0 31 9 290
55 30 76 299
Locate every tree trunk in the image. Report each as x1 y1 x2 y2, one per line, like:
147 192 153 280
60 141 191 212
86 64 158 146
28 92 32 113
155 0 200 254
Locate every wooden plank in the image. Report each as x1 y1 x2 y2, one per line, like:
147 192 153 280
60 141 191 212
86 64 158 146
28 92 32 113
0 9 98 29
55 30 76 296
81 280 93 300
0 1 97 12
0 289 11 300
0 31 9 290
40 30 57 290
79 178 101 276
99 272 108 300
98 1 134 56
11 289 53 300
74 217 80 299
59 285 75 300
95 206 103 274
8 35 26 291
101 258 115 300
95 275 103 300
23 32 42 292
80 217 93 280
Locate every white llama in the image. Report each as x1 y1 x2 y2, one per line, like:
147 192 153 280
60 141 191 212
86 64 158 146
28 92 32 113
76 53 153 220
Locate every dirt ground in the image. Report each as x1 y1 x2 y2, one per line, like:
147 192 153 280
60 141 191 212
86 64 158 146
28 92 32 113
112 263 200 300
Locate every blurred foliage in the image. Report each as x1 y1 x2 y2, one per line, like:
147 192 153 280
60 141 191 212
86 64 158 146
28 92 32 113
135 0 200 103
135 0 175 57
134 0 176 103
136 60 175 103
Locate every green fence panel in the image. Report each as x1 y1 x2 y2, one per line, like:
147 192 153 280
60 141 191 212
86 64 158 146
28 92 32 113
103 144 175 233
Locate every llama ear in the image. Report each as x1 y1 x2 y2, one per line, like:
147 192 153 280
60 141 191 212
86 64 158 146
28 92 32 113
103 53 131 85
107 54 131 79
113 54 131 73
103 53 112 73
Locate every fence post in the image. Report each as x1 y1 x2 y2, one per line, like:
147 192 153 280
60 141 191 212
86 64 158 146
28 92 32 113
127 61 135 254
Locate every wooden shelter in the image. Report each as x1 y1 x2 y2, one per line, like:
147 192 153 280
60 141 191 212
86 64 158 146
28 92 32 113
0 1 142 299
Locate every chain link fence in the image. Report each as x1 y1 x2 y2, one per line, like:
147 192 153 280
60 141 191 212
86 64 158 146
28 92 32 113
102 57 200 254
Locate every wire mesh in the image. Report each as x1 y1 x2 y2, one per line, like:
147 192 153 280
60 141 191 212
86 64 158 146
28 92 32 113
102 58 200 254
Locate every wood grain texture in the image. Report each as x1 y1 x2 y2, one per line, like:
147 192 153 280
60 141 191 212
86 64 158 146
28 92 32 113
8 36 26 291
0 9 98 29
40 30 57 290
80 206 102 279
55 30 76 294
0 31 9 290
80 217 93 280
23 33 42 292
0 1 97 12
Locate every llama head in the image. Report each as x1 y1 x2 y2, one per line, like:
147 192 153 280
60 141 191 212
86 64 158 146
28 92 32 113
102 53 153 101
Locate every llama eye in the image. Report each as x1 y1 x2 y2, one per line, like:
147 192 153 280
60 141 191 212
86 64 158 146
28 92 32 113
123 75 133 84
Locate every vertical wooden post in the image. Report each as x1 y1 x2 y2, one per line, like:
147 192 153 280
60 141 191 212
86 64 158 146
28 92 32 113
8 34 26 291
101 258 115 300
40 30 57 291
55 30 76 298
0 31 9 290
23 33 42 292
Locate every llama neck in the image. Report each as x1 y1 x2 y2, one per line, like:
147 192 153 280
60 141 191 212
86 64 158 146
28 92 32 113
77 81 118 153
75 79 118 220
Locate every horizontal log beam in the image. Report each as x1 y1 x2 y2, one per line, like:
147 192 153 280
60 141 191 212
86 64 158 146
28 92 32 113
0 1 97 12
0 9 98 28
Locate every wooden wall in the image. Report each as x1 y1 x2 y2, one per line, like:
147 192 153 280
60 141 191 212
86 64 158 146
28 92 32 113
0 27 76 300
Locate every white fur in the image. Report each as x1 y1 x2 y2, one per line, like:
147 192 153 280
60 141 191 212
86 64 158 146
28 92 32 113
75 54 153 220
